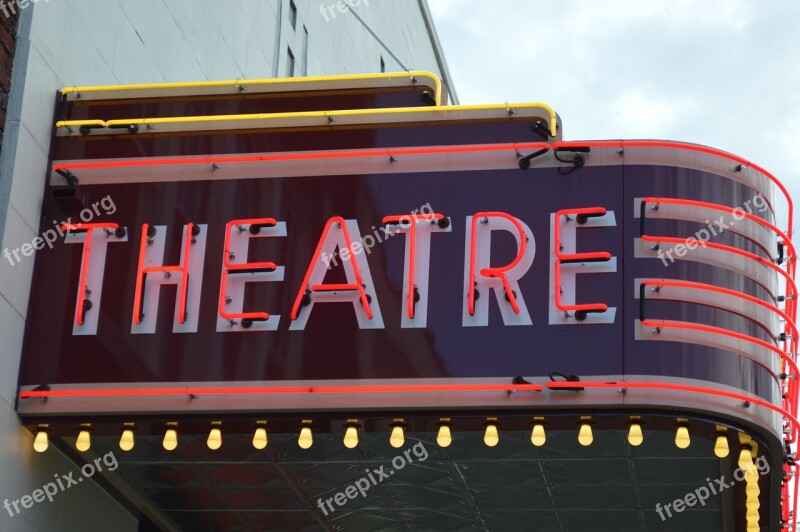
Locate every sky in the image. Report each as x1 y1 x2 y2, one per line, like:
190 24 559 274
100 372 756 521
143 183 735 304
430 0 800 233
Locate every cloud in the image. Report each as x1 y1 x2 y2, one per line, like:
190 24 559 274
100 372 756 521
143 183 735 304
432 0 800 232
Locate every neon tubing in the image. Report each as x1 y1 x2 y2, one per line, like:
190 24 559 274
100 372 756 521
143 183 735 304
383 214 445 319
290 216 372 321
52 142 551 173
19 382 543 398
554 140 793 241
642 197 795 275
61 223 120 326
60 71 444 105
553 208 611 315
133 223 193 325
468 212 528 316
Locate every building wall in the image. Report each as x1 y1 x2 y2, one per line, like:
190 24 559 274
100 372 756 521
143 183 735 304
0 1 450 529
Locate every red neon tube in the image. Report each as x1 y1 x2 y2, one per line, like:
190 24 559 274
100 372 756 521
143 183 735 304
641 278 798 405
62 223 120 326
642 197 795 275
52 142 551 172
290 216 372 321
18 382 543 398
640 319 799 414
219 219 278 323
641 235 797 305
133 223 193 325
554 140 793 241
468 212 527 316
383 213 445 319
552 208 611 315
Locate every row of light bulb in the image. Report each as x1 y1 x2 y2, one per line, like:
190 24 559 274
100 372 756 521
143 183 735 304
739 441 761 532
31 417 749 455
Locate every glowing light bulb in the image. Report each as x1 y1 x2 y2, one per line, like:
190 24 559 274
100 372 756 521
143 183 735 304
163 428 178 451
627 423 643 447
390 424 405 448
253 426 268 450
76 429 91 452
578 423 593 446
483 423 499 447
119 428 135 451
343 424 359 449
531 424 546 447
714 433 729 458
298 425 313 449
33 430 48 453
437 424 452 448
207 426 222 450
675 425 690 449
738 445 754 470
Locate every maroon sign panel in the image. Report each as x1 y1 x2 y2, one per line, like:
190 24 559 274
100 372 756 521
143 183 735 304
17 91 784 406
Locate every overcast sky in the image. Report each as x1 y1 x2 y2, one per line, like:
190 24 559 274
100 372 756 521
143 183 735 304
430 0 800 232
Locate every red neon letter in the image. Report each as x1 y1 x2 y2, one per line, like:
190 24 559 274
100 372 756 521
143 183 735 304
132 223 207 334
217 218 286 332
550 207 617 324
383 212 450 327
63 223 127 335
463 212 535 326
290 216 383 330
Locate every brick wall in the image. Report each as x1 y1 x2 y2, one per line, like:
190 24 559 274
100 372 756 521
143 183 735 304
0 7 18 149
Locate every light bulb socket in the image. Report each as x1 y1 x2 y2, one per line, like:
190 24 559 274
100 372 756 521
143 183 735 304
483 417 499 428
344 420 361 430
390 420 406 430
120 423 136 432
163 422 179 433
529 418 547 428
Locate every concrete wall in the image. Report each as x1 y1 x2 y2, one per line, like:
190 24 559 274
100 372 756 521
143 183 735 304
0 0 449 529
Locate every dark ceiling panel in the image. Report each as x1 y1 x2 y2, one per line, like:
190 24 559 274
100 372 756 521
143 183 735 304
60 426 738 531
